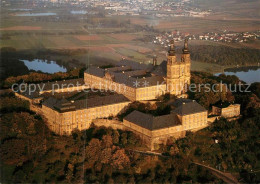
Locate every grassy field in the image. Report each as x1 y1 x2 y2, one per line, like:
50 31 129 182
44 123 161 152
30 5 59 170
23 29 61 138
153 17 260 33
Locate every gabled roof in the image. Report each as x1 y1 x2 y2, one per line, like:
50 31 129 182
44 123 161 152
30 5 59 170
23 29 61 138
151 60 167 76
18 90 41 99
122 70 147 77
17 78 85 99
77 94 129 109
212 100 231 108
42 78 85 91
173 99 207 115
170 98 193 107
43 94 130 112
85 60 167 88
124 111 154 130
85 67 104 77
124 110 181 130
106 65 132 72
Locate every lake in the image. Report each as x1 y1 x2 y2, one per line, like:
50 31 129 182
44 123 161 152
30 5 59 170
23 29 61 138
215 66 260 84
21 59 67 74
15 13 56 16
71 10 87 15
9 9 33 11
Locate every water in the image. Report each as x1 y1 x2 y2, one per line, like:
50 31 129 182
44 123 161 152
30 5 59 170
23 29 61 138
15 13 56 16
9 9 33 11
215 67 260 84
70 10 87 15
21 59 67 74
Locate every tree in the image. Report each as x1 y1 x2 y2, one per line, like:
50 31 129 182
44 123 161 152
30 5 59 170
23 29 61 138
111 149 130 170
112 130 119 144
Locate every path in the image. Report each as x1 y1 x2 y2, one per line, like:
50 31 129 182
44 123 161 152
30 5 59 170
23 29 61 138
127 149 240 183
193 162 239 184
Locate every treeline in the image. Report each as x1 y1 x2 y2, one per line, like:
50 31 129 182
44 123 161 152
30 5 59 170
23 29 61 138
0 93 222 183
189 71 260 112
188 71 236 109
189 45 260 66
85 18 131 28
0 58 29 81
2 69 83 89
85 18 159 33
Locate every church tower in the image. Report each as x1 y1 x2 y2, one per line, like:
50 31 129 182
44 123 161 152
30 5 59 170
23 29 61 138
166 39 191 97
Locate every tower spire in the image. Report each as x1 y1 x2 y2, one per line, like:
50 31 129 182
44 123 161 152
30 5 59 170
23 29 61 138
153 55 157 66
168 39 175 56
182 38 189 54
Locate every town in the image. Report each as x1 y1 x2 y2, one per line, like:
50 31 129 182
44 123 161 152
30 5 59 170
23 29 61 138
154 30 260 48
3 0 212 18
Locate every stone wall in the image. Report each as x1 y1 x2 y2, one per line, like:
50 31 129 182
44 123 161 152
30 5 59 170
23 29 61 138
212 104 240 118
84 72 136 101
123 119 187 150
92 119 124 129
41 101 130 135
85 72 168 101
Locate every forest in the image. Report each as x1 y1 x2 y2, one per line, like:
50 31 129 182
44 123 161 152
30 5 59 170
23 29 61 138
0 92 223 183
189 45 260 66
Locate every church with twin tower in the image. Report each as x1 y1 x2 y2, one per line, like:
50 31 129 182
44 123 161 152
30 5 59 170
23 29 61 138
166 39 191 96
84 39 191 101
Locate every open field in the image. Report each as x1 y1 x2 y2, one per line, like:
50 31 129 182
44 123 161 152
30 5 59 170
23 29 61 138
154 17 260 33
0 26 42 30
1 9 259 34
107 33 138 41
191 0 260 20
74 35 103 41
1 4 259 74
0 32 257 73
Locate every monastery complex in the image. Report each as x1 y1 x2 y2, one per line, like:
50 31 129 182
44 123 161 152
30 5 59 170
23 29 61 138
15 40 240 149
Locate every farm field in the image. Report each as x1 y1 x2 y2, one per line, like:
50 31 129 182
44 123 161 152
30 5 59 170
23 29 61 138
153 17 260 33
1 5 259 74
0 32 251 73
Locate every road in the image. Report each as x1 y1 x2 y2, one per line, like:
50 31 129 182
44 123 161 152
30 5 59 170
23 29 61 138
126 149 167 157
127 149 240 183
193 162 240 184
